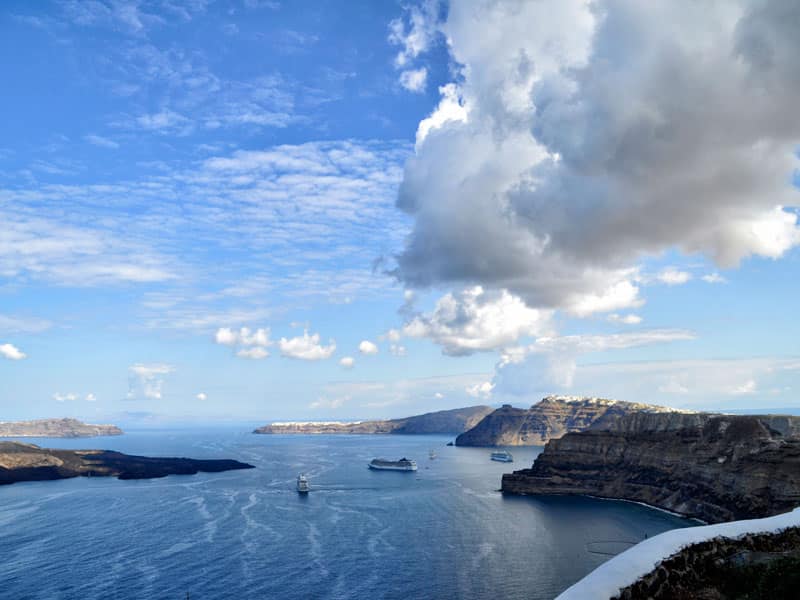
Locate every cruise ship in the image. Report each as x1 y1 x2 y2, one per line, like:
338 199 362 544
368 457 418 471
296 474 310 493
490 450 514 463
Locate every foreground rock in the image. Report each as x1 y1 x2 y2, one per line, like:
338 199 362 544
455 396 685 446
254 405 493 435
613 527 800 599
557 508 800 600
502 412 800 523
0 418 123 438
0 442 254 485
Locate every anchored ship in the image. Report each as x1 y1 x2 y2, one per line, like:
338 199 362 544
490 450 514 463
296 474 310 493
368 457 417 471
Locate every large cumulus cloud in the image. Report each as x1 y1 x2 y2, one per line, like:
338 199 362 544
395 0 800 313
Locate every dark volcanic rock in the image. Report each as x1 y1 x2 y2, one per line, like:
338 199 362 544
0 442 254 485
455 396 683 447
253 405 493 435
501 413 800 523
0 418 123 438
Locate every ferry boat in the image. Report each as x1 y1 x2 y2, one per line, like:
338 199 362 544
368 457 417 471
296 474 310 493
490 450 514 463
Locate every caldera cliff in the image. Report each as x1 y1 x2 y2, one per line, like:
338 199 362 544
455 396 685 446
254 405 493 435
0 442 254 485
0 418 123 438
501 412 800 523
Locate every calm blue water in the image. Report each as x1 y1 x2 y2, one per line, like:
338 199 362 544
0 430 694 599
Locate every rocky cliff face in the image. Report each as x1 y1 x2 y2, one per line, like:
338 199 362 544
502 413 800 523
253 405 493 435
0 418 123 438
455 396 683 446
0 442 253 485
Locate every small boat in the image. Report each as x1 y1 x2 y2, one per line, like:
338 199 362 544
429 449 437 460
490 450 514 463
296 474 310 493
368 457 418 471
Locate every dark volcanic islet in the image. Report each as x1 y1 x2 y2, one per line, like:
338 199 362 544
0 441 254 485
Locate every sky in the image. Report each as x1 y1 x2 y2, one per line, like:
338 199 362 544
1 0 799 426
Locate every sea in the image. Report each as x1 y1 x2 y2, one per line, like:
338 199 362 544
0 429 695 599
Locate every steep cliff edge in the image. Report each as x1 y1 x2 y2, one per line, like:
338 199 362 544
0 418 123 438
253 405 493 435
502 413 800 523
455 396 685 446
0 441 253 485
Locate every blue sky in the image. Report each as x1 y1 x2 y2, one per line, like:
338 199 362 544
1 0 799 425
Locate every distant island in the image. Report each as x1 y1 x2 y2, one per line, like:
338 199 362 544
0 441 254 486
253 405 493 435
454 396 689 446
0 418 123 438
502 411 800 523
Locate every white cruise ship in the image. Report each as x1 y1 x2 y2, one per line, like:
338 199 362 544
490 450 514 463
368 457 417 471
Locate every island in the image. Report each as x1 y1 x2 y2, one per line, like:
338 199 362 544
501 411 800 523
253 405 493 435
0 418 123 438
454 396 688 446
0 441 254 485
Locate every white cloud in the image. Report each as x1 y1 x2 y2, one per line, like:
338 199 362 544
658 377 690 395
279 330 336 361
0 214 174 286
236 347 269 359
434 392 444 399
494 329 696 391
136 110 189 132
215 327 272 359
52 391 98 402
0 139 408 307
339 356 355 369
402 286 553 355
388 1 439 68
390 344 407 357
394 0 800 317
702 273 727 284
608 313 643 325
399 68 428 93
383 328 402 342
358 340 379 355
565 280 644 317
84 134 119 149
322 372 492 414
127 363 175 400
0 314 52 333
0 343 26 360
310 395 349 410
730 379 757 395
465 381 494 399
196 392 207 401
415 83 468 148
656 268 693 286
